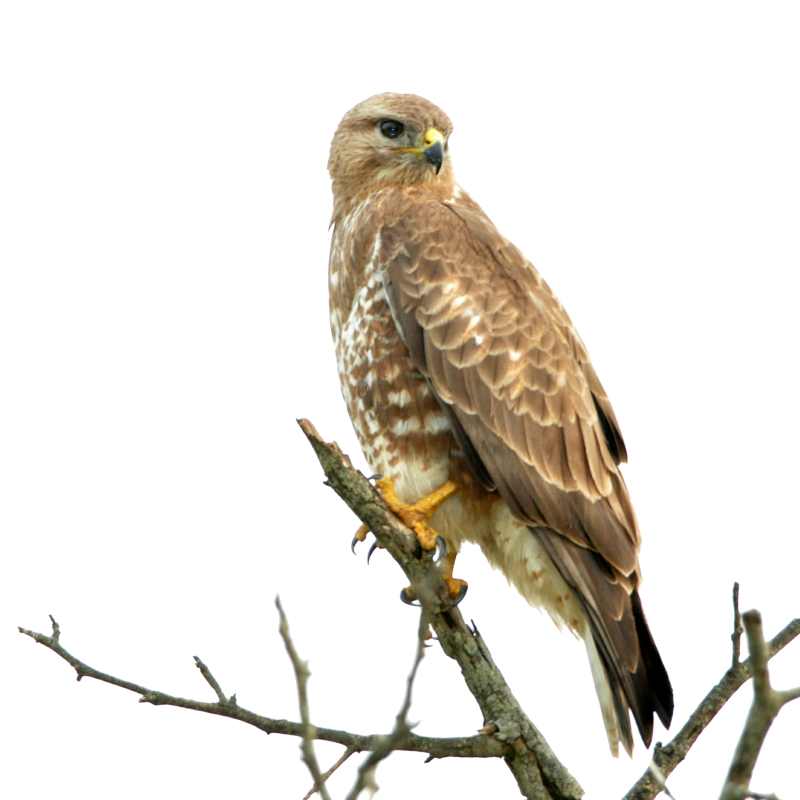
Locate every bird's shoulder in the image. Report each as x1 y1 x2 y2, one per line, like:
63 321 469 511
375 185 629 471
377 188 588 380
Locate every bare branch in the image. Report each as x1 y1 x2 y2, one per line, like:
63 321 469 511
18 619 505 761
275 596 332 800
720 610 800 800
624 615 800 800
302 747 357 800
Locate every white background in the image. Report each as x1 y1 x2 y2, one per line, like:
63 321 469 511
2 2 799 798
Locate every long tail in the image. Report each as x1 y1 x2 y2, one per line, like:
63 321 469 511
535 530 674 755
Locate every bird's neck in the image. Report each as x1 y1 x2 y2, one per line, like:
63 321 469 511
331 169 456 226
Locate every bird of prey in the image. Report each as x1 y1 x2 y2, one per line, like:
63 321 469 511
327 92 673 756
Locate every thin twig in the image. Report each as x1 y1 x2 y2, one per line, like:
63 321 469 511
344 611 428 800
48 614 61 643
302 747 357 800
731 583 743 669
720 610 800 800
275 596 332 800
193 656 234 706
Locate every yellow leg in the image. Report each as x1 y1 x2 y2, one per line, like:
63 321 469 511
374 476 458 550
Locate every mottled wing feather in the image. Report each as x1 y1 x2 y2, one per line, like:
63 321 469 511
379 195 673 746
380 198 639 573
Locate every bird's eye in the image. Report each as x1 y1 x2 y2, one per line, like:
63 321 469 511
379 119 405 139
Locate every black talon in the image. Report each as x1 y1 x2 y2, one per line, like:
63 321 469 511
367 540 381 564
435 536 448 562
351 537 359 554
400 587 421 606
367 473 383 482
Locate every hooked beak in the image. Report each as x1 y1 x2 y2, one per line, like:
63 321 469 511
399 127 446 174
422 127 445 174
424 141 444 173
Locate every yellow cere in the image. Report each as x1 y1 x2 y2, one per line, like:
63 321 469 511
423 127 444 146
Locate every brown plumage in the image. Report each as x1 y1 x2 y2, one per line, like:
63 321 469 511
327 92 673 755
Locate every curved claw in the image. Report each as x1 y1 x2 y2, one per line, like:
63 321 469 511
367 540 381 564
434 535 448 563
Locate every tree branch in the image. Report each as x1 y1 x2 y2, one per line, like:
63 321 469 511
275 596 332 800
298 418 582 800
623 614 800 800
719 610 800 800
18 615 505 762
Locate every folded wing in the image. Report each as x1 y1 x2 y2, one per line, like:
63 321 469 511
378 196 672 752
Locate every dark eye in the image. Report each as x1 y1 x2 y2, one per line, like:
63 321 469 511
379 119 405 139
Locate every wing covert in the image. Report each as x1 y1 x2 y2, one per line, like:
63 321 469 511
379 197 639 576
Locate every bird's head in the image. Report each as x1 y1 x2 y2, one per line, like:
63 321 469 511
328 93 454 214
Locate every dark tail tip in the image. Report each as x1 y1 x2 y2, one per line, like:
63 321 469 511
631 590 674 731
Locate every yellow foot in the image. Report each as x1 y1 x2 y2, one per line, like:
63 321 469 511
374 476 458 551
444 576 469 601
399 547 469 606
400 577 468 606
